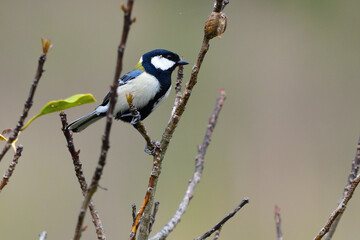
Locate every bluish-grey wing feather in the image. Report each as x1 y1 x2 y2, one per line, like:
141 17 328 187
100 70 144 106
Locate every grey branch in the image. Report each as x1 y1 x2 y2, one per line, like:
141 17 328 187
213 229 221 240
60 112 106 240
196 198 249 240
39 231 47 240
0 53 47 162
135 1 230 239
150 90 226 240
72 1 135 239
323 137 360 240
313 137 360 240
0 145 23 192
274 205 283 240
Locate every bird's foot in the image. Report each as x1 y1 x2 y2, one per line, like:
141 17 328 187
144 140 157 155
130 112 141 125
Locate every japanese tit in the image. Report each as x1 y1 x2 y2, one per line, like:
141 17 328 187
66 49 189 132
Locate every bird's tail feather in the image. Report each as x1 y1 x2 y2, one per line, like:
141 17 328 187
66 111 104 132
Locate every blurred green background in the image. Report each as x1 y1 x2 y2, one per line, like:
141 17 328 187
1 0 360 239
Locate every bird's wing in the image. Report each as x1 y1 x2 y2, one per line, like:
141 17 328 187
99 70 144 106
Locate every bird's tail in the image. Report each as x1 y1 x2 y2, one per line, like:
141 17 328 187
66 111 104 132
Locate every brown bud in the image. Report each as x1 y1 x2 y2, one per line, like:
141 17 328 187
204 12 227 39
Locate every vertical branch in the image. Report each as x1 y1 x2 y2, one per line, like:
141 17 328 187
150 90 226 240
149 201 160 234
129 143 161 240
136 2 229 239
0 145 23 191
274 205 283 240
0 44 49 162
60 112 106 240
72 1 135 239
170 63 184 116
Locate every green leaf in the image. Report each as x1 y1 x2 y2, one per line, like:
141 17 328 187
21 93 96 131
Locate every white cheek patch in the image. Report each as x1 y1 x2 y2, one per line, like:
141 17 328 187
151 56 176 71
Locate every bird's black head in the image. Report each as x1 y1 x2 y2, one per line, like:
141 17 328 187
141 49 189 78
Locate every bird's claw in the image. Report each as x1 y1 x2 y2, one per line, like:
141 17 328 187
144 140 157 155
130 112 141 125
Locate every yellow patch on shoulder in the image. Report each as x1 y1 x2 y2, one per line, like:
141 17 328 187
134 61 145 72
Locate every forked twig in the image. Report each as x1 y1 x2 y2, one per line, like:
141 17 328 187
60 112 106 240
72 1 135 239
150 90 226 240
135 1 229 239
0 45 49 162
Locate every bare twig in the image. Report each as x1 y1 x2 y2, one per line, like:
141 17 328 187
274 205 283 240
60 112 106 240
0 49 48 162
129 143 161 240
39 231 47 240
314 137 360 240
171 62 184 116
136 2 229 239
323 137 360 240
132 204 137 225
150 90 227 240
149 201 160 234
0 145 23 191
126 93 154 154
196 198 249 240
72 1 135 239
213 229 221 240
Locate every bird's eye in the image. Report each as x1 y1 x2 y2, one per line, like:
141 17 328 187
166 55 174 61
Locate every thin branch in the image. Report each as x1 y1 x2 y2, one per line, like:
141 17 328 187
274 205 283 240
196 198 250 240
0 145 23 191
314 137 360 240
149 201 160 234
60 112 106 240
171 62 184 116
72 1 135 239
0 52 47 162
150 89 227 240
323 137 360 240
136 2 229 239
129 143 161 240
126 94 154 154
39 231 47 240
132 204 137 225
212 229 221 240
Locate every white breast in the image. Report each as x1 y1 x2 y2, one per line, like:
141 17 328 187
114 72 161 114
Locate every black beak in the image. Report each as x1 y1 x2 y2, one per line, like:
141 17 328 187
177 59 189 65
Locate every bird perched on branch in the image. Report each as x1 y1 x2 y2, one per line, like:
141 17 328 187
67 49 189 132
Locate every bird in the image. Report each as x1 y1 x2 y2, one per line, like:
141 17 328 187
66 49 189 133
